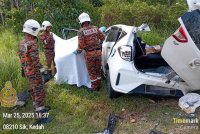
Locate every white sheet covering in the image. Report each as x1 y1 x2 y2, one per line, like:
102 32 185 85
53 33 91 88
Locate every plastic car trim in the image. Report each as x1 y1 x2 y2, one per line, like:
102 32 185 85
115 73 121 86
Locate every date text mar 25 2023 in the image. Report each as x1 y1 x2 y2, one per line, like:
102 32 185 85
2 112 49 119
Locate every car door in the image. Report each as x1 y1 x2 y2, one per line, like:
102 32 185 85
161 10 200 89
102 26 123 75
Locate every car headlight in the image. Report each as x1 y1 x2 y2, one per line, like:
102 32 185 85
118 46 132 61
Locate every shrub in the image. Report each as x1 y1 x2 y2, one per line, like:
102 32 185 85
100 0 187 30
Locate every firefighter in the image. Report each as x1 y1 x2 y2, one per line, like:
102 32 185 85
77 12 105 91
19 19 52 124
40 21 55 77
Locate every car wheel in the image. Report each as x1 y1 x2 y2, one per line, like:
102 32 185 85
106 69 120 99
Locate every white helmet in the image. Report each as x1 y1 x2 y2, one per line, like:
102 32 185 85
22 19 41 36
42 21 52 30
187 0 200 11
78 12 91 24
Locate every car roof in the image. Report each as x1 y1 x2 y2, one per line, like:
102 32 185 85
107 24 134 34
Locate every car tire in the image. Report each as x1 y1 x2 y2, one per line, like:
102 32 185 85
106 69 120 99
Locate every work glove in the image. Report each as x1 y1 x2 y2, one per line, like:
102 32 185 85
73 48 82 55
73 50 78 55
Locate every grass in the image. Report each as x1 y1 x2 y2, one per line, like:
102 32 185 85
0 30 27 91
0 29 199 134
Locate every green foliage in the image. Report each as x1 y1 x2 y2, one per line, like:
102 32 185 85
0 29 27 91
1 0 188 36
100 0 187 30
5 8 26 33
1 0 100 36
130 0 176 5
139 28 172 45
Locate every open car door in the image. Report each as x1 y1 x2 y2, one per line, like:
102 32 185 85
161 10 200 89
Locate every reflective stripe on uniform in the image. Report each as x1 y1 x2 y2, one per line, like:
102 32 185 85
35 106 45 112
91 78 98 82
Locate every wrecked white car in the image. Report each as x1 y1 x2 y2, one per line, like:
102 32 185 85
102 10 200 98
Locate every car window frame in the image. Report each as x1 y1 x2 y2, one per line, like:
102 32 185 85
105 26 127 43
106 26 127 58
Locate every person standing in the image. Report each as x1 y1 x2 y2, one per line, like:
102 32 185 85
19 19 52 124
77 12 105 91
40 21 56 77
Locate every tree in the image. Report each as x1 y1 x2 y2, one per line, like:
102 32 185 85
0 0 100 35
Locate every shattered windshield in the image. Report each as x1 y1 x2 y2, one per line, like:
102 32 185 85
181 10 200 50
105 26 126 42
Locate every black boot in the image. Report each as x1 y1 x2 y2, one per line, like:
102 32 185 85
33 108 52 125
48 70 53 79
42 70 52 83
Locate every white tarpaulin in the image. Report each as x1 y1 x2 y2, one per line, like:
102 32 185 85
53 33 91 88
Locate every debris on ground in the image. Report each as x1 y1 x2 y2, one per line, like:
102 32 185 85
96 113 118 134
149 123 166 134
149 99 156 104
130 118 136 123
121 108 125 112
179 93 200 114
